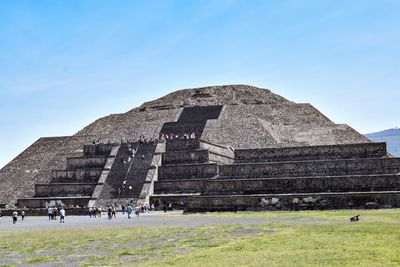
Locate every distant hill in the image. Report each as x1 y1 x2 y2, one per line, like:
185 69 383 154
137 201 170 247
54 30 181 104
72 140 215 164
365 128 400 156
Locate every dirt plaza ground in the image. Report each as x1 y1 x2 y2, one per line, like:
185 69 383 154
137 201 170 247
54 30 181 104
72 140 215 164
1 209 399 266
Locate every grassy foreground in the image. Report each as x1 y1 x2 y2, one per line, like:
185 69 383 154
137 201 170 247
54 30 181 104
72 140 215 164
0 209 399 266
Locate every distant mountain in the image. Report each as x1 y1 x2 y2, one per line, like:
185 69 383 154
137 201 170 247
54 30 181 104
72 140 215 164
365 128 400 156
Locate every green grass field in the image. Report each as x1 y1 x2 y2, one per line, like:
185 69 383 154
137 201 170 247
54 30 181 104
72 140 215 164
1 209 399 266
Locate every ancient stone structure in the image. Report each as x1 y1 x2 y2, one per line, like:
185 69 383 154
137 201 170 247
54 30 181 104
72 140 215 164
1 85 399 211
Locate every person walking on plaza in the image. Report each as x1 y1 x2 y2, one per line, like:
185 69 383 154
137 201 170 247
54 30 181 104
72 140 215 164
126 204 132 219
107 207 113 220
59 208 65 223
21 210 25 221
112 206 116 218
134 205 140 217
48 207 53 220
12 211 18 224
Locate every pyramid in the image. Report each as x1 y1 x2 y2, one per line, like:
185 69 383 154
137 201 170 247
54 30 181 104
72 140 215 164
1 85 399 211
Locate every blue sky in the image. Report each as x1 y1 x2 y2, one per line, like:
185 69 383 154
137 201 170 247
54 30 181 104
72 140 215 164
1 0 399 168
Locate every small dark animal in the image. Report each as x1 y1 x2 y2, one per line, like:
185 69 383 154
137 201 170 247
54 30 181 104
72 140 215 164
350 215 360 222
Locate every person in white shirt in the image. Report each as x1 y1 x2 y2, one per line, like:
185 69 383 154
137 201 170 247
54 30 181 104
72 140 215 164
48 207 53 220
59 208 65 223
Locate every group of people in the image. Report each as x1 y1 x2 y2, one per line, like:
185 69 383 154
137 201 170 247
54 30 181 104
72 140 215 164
0 209 25 224
0 201 172 225
88 207 102 218
91 130 198 149
122 204 140 219
117 180 134 198
86 202 155 220
159 132 196 140
120 143 138 165
47 207 65 223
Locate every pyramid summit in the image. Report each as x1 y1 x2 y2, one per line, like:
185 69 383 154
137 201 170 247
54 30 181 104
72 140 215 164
1 84 400 211
75 84 368 148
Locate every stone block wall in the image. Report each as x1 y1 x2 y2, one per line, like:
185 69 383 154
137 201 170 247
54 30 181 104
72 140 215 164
83 144 114 156
66 157 107 169
219 158 400 178
52 169 103 183
154 174 400 195
34 184 97 197
158 163 219 180
234 142 387 163
151 192 400 211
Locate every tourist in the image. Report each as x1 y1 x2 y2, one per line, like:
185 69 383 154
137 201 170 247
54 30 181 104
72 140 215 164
12 211 18 224
163 204 167 213
96 207 102 218
107 207 112 220
150 203 155 211
21 210 25 221
134 206 140 217
53 207 58 220
126 204 132 219
89 207 93 218
59 208 65 223
128 186 132 193
48 207 53 220
190 132 196 139
130 148 136 158
121 205 125 215
112 206 116 218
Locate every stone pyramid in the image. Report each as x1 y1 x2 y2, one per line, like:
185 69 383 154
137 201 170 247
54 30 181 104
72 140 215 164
1 85 399 211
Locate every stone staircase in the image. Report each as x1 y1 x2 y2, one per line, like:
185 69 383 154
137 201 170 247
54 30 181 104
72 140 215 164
17 144 119 208
150 141 400 211
118 142 159 199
